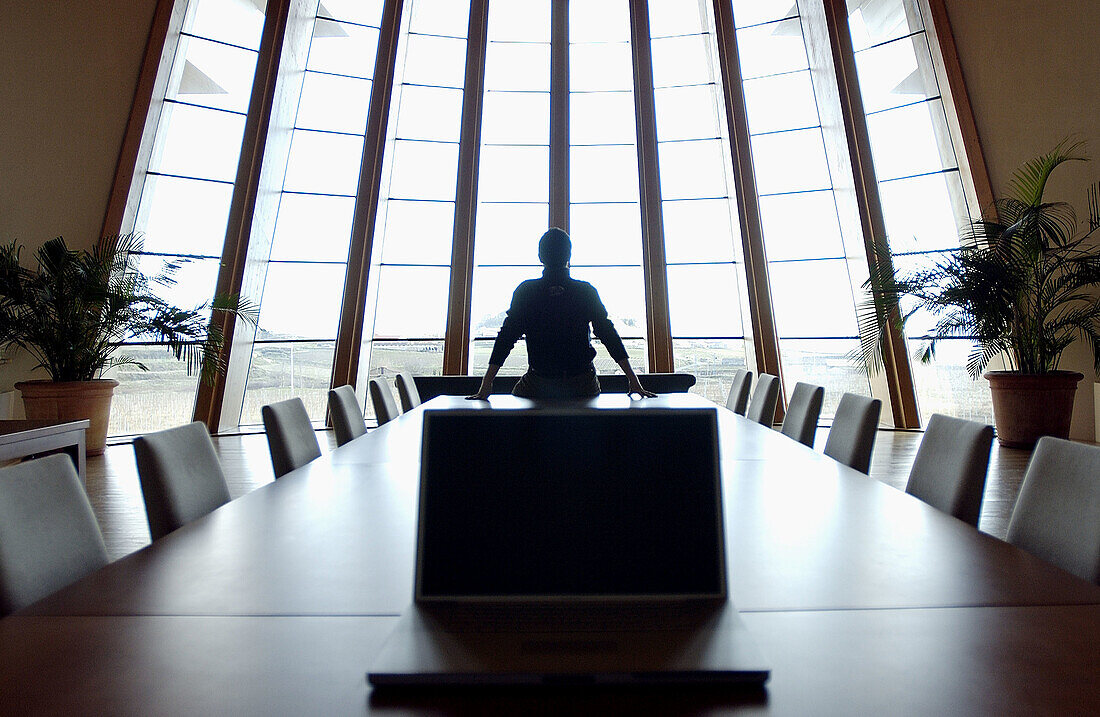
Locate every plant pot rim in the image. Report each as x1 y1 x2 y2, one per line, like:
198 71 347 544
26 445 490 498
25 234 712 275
983 370 1084 379
15 378 120 390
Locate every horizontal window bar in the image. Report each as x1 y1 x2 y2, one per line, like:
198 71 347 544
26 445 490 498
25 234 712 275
487 39 550 45
481 142 551 148
856 29 927 54
671 336 747 341
735 14 801 33
129 250 221 261
293 125 365 139
145 171 234 186
163 98 247 117
267 259 348 266
279 188 357 199
377 262 451 268
385 196 455 203
768 255 853 264
251 338 336 344
749 124 822 138
393 136 460 145
666 260 743 267
740 66 810 83
315 16 381 32
656 136 721 144
879 166 961 184
865 95 943 117
662 195 731 203
569 88 633 95
306 68 372 82
178 31 257 54
649 31 709 41
476 200 547 206
402 81 463 91
757 186 835 199
890 247 960 258
652 81 715 91
409 31 466 41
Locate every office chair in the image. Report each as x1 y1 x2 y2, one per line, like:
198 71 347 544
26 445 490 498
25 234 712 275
369 378 402 426
261 397 322 479
904 414 994 526
328 385 367 447
779 382 825 447
822 392 882 474
745 373 780 426
725 368 753 415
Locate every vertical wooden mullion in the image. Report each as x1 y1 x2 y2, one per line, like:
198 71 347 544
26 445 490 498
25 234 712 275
100 0 182 240
811 0 920 427
192 0 298 430
549 0 570 231
441 0 490 376
627 0 673 374
329 0 405 392
710 0 785 394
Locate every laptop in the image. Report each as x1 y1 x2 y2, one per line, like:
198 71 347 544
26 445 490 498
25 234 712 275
368 407 769 687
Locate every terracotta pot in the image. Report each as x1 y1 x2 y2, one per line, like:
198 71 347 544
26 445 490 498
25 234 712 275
14 379 119 456
984 371 1082 448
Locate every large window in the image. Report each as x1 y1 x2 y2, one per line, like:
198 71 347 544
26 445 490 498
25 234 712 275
113 0 990 434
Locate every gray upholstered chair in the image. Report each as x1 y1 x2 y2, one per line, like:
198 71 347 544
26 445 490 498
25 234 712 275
395 371 422 412
725 368 753 415
904 414 994 527
261 397 322 479
1006 436 1100 584
779 382 825 448
369 378 402 426
822 392 882 474
133 421 232 541
0 454 109 616
745 373 780 426
328 385 367 447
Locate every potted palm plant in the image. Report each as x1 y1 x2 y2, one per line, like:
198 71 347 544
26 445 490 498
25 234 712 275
858 140 1100 447
0 235 253 454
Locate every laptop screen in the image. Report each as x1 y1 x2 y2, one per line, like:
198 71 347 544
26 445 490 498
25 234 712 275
416 408 725 600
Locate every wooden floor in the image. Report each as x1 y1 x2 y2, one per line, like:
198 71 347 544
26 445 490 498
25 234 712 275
82 427 1033 562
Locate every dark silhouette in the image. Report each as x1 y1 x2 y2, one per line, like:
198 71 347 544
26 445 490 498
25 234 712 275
468 228 656 400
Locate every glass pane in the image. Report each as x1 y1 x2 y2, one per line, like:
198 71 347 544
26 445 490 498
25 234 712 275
387 140 460 200
654 85 720 141
151 103 246 182
854 33 938 114
777 339 873 419
364 341 445 420
484 42 551 91
481 91 549 145
409 0 470 36
846 0 924 51
396 85 463 142
662 199 738 263
593 338 648 372
569 44 634 92
735 19 808 80
135 175 233 257
239 341 337 424
650 35 713 88
379 200 456 265
282 130 364 195
403 35 468 87
865 100 956 181
673 339 750 405
571 92 637 145
648 0 706 37
474 203 550 265
321 0 384 27
750 128 832 195
470 266 541 338
768 260 859 338
256 263 346 340
477 146 549 202
295 72 371 134
570 0 631 43
758 191 845 261
270 194 355 263
571 146 639 203
306 20 378 78
168 36 258 113
907 339 995 424
488 0 550 42
132 256 220 318
658 139 729 200
570 266 647 338
730 0 798 28
668 264 745 338
743 71 819 134
372 266 451 338
469 337 531 375
879 171 967 253
105 350 198 436
569 203 643 266
187 0 265 49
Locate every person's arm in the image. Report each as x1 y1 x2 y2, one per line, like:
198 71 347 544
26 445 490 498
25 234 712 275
616 357 657 398
588 285 656 398
466 364 501 400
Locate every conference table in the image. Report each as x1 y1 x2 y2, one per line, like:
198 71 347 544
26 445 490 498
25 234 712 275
2 394 1099 715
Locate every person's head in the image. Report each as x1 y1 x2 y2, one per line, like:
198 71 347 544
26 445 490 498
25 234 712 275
538 227 571 268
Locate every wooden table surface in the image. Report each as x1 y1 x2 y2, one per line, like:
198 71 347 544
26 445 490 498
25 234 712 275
3 394 1099 715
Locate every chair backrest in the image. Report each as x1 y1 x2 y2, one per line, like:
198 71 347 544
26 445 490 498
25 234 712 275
133 421 232 541
261 397 322 479
0 454 109 616
745 373 780 426
725 368 753 415
394 372 422 412
905 414 994 526
369 378 402 426
822 393 882 474
328 385 367 447
1006 436 1100 584
780 382 825 448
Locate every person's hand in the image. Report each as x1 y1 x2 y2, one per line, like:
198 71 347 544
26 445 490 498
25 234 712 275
465 391 490 401
627 380 657 399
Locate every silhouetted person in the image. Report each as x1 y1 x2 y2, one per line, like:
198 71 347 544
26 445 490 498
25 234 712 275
468 228 656 400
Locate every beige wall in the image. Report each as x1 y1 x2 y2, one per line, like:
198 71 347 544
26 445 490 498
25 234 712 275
0 0 157 390
945 0 1100 439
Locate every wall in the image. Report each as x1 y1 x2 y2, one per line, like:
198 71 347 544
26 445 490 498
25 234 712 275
0 0 158 390
944 0 1100 440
